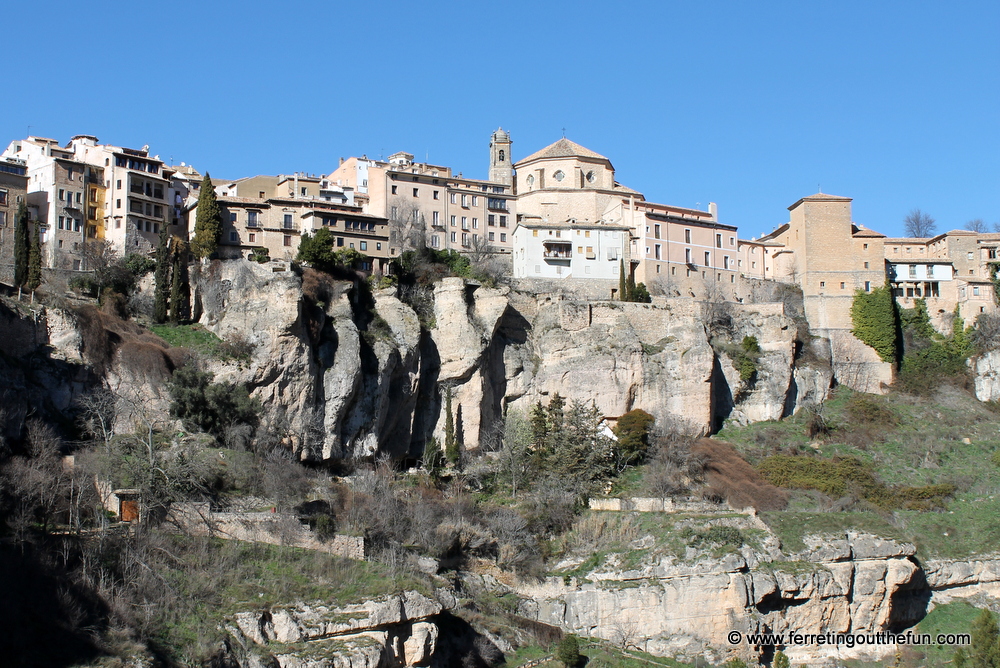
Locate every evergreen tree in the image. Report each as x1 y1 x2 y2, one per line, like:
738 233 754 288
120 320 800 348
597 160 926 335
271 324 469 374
170 240 191 323
191 173 222 259
153 229 171 323
444 385 458 465
970 608 1000 668
13 201 29 287
773 650 790 668
619 260 626 301
26 221 42 289
530 401 548 449
423 437 444 479
556 634 580 668
613 408 655 470
956 647 969 668
626 270 636 303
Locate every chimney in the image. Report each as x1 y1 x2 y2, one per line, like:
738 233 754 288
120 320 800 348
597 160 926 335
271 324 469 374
709 202 718 220
339 157 345 166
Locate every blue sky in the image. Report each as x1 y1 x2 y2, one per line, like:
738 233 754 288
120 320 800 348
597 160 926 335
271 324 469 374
6 1 997 238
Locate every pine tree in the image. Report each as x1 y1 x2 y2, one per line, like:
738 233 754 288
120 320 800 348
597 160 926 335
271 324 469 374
170 240 191 323
444 385 458 465
13 201 29 287
556 634 580 668
970 609 1000 668
773 650 790 668
26 221 42 289
191 173 222 260
423 437 443 479
153 229 171 323
618 259 626 301
626 270 637 303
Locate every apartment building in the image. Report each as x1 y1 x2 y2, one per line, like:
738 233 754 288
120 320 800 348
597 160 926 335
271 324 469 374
1 137 106 269
327 134 516 256
512 216 629 281
216 196 390 273
215 173 355 206
0 157 28 280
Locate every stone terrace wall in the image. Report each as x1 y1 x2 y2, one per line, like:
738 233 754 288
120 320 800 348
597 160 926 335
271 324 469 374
167 502 365 560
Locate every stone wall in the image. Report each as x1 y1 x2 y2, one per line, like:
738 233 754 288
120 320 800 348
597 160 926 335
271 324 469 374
167 502 365 560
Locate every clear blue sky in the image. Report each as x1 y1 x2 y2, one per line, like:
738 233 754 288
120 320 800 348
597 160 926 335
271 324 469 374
6 1 997 238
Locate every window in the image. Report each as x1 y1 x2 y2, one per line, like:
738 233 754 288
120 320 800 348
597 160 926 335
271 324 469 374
974 286 981 296
472 196 478 206
450 193 457 204
684 229 691 243
500 233 506 242
499 215 507 227
489 232 495 241
685 248 692 264
259 191 265 198
654 224 660 239
337 237 344 247
248 211 258 227
377 243 381 250
553 170 565 182
704 251 711 266
59 188 65 200
820 281 826 288
654 244 661 260
360 241 367 251
0 190 6 205
716 233 722 248
301 187 307 196
248 233 256 242
449 215 457 227
864 262 869 268
723 256 729 269
284 214 293 229
909 265 917 278
865 281 871 291
230 231 238 242
498 149 504 162
413 188 419 197
116 180 122 189
391 185 397 194
991 249 998 259
283 235 291 247
968 251 975 260
488 214 495 225
863 244 869 250
431 234 440 248
472 218 478 229
450 231 456 242
433 211 439 225
461 217 468 229
229 212 237 222
462 233 469 246
461 194 468 207
840 282 846 289
729 236 735 246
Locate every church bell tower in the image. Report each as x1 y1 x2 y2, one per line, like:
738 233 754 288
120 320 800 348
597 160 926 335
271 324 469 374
489 127 513 186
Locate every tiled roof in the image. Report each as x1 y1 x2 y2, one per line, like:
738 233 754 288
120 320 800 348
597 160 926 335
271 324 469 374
516 138 610 165
852 225 887 238
787 192 852 210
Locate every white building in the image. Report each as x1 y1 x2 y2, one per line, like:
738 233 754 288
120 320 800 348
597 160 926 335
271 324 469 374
512 216 629 281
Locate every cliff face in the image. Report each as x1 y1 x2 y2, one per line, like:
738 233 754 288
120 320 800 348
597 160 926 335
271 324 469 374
0 261 833 460
188 263 833 461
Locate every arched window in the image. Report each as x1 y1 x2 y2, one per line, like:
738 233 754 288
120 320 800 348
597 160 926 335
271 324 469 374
498 150 505 162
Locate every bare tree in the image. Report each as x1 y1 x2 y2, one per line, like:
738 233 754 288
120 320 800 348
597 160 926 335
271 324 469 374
387 196 427 254
904 209 937 237
965 218 988 233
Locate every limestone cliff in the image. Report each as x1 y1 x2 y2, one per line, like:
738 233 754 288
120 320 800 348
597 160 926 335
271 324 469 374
0 260 833 460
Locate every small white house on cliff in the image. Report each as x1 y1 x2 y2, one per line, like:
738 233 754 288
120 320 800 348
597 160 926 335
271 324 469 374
512 216 630 280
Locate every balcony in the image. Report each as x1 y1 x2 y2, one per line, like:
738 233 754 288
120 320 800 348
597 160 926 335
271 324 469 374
543 250 572 259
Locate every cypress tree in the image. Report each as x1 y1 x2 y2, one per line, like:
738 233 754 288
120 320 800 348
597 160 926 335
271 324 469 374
970 609 1000 668
626 270 636 302
170 239 191 323
13 201 29 287
444 385 458 465
26 221 42 289
191 173 222 260
153 229 171 323
618 259 626 301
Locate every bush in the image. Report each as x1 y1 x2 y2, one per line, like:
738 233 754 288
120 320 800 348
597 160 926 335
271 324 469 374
249 247 270 263
168 367 261 438
556 634 581 667
613 409 655 469
217 331 256 362
843 393 898 427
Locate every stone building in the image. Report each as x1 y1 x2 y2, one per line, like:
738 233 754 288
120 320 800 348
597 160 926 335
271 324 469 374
216 196 390 273
214 173 355 206
1 137 108 270
511 137 733 294
511 216 630 284
0 157 28 281
327 134 516 256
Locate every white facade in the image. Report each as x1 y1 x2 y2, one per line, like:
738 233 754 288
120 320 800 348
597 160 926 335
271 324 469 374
513 218 628 280
888 262 953 282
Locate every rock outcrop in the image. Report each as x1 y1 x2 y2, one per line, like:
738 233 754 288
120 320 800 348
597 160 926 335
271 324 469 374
0 261 835 461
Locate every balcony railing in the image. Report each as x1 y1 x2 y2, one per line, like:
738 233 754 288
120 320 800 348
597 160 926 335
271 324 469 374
543 251 572 259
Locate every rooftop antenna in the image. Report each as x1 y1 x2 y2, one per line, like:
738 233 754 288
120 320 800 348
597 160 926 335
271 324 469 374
818 183 822 193
562 127 566 138
26 125 31 137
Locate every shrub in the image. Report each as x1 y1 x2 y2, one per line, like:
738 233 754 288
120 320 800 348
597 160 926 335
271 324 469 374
217 331 256 362
843 393 898 427
168 367 261 438
613 409 655 469
250 247 270 263
556 634 581 667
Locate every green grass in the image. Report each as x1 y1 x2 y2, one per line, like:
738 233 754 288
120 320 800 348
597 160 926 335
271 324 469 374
149 323 221 355
760 511 904 553
913 601 981 666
